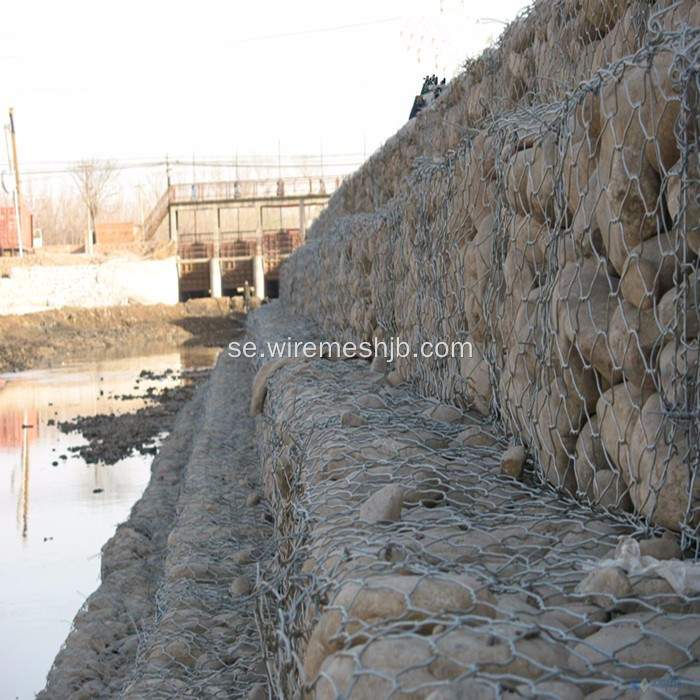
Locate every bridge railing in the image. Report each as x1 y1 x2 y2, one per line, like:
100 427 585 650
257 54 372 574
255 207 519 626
170 176 340 204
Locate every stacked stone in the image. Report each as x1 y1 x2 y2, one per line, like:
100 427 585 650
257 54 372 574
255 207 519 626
40 352 271 699
120 352 268 698
38 386 206 700
280 7 700 538
303 0 696 243
252 305 700 699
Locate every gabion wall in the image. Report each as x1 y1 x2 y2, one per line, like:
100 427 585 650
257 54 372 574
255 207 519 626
281 2 700 547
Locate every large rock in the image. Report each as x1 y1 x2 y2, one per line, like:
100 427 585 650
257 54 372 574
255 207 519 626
574 414 611 498
666 153 700 256
459 343 492 415
575 566 633 609
657 269 700 341
315 625 570 699
249 357 298 416
592 470 634 512
499 345 539 442
629 392 696 530
597 52 679 274
657 339 699 408
568 611 700 680
608 300 663 388
304 573 496 681
551 258 620 384
358 484 404 523
534 377 582 493
501 445 527 478
596 382 643 488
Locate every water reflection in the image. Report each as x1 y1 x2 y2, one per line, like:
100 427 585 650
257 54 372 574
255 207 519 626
0 345 219 699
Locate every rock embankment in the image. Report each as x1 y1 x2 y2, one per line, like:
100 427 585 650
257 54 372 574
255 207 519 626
251 303 700 698
36 2 700 697
40 348 270 699
281 1 700 539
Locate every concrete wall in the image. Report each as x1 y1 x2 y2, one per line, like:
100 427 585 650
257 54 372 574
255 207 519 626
0 257 179 315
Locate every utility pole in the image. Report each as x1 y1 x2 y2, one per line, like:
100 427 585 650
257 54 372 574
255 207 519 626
136 183 145 239
8 108 23 257
84 168 93 255
166 154 176 243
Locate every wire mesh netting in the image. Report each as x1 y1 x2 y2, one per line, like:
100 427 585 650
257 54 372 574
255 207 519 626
265 2 700 697
251 305 700 698
36 2 700 699
40 353 271 699
282 15 700 549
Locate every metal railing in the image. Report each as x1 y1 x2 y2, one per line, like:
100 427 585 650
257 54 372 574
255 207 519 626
170 176 340 204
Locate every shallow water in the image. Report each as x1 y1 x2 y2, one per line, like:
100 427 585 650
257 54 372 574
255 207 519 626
0 345 219 699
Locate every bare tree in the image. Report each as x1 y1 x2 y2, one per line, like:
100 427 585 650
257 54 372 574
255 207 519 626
71 158 119 253
26 182 84 245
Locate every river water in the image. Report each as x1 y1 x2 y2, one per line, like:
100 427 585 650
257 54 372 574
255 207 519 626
0 346 219 699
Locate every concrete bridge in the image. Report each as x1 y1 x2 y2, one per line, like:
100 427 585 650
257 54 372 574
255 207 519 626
144 176 338 300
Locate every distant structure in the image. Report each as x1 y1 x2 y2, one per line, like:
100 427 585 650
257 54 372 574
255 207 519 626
409 75 446 120
0 206 34 256
141 176 339 301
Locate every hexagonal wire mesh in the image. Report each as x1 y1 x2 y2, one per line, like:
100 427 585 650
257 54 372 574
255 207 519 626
260 7 700 699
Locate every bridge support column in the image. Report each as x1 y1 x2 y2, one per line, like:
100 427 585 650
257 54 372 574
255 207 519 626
213 207 221 258
168 205 177 243
209 258 222 298
253 254 265 300
299 200 306 245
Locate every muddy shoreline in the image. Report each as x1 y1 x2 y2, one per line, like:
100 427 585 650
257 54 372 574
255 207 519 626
0 298 241 374
39 328 269 699
57 368 212 464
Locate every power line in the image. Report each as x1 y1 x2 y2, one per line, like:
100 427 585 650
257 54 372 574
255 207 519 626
18 153 369 178
237 16 402 43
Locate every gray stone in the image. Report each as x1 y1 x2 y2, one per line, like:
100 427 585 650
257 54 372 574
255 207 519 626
500 445 526 478
360 394 387 409
247 684 268 700
359 484 404 523
341 411 368 427
638 535 682 561
429 404 464 423
386 370 405 386
232 549 253 565
370 355 389 373
451 426 499 447
245 492 262 507
569 612 700 681
230 576 253 597
575 566 633 610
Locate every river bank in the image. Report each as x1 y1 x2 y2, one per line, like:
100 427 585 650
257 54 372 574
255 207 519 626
32 302 700 698
0 346 223 699
0 298 240 374
39 337 270 699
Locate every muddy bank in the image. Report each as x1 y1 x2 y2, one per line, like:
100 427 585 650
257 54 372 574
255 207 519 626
0 298 242 373
57 368 212 464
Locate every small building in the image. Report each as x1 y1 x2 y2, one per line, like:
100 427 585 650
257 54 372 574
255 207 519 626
94 222 142 245
0 207 33 255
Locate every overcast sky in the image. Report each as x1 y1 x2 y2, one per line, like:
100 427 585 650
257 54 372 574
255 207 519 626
2 0 529 179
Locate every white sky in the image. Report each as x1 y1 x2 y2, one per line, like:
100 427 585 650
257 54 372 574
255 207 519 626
2 0 530 180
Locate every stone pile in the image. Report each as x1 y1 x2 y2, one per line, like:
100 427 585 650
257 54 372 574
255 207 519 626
252 304 700 699
307 0 698 237
40 352 270 699
282 3 700 540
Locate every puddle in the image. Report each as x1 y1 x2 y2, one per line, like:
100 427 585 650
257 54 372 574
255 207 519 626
0 345 219 699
